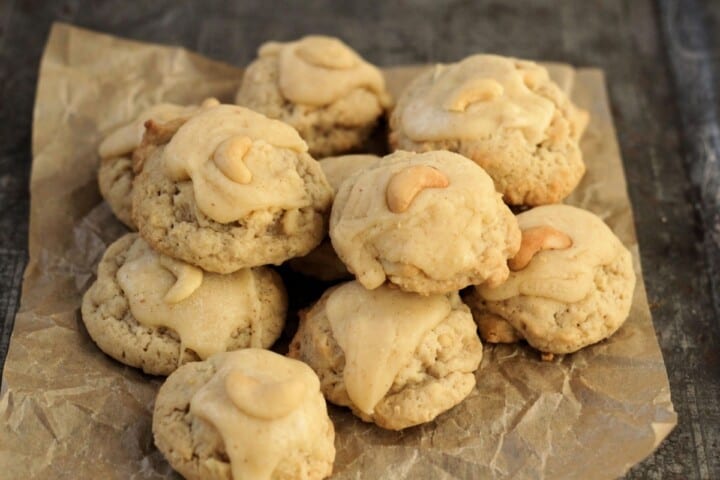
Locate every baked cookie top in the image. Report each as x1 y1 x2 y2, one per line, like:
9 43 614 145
396 55 558 144
235 36 391 158
289 281 482 430
117 236 273 357
250 35 389 108
81 233 287 375
131 104 333 272
477 204 629 304
330 149 521 294
389 54 588 205
161 104 323 224
470 204 636 354
154 349 335 480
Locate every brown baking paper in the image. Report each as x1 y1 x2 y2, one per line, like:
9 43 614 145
0 23 676 479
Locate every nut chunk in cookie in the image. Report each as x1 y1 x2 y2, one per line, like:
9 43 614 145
236 35 391 157
97 99 218 229
289 281 483 430
464 204 636 355
390 54 588 206
330 150 521 295
81 234 286 376
153 349 335 480
132 104 333 273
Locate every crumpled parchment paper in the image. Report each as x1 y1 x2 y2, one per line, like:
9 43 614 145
0 22 676 480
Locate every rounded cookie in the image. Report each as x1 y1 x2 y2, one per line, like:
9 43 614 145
288 154 380 281
389 54 588 205
81 233 287 375
464 204 636 354
289 281 483 430
330 150 521 295
236 36 391 157
97 100 219 228
132 104 333 273
153 349 335 480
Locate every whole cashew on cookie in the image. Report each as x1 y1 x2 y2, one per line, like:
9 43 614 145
386 165 449 213
508 226 573 271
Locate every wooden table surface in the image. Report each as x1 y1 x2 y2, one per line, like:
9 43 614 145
1 0 718 478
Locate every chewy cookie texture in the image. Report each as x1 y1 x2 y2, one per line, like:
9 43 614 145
465 204 636 355
81 234 287 376
132 104 333 273
390 54 588 206
153 349 335 480
236 35 391 157
289 282 483 430
330 149 521 295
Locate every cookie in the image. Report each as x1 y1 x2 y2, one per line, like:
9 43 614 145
288 154 380 281
464 204 636 354
153 349 335 480
235 36 391 157
97 100 219 228
81 233 287 376
330 150 521 295
132 104 333 273
289 281 483 430
389 55 588 205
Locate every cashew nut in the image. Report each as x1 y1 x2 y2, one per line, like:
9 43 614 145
213 136 254 184
386 165 449 213
296 36 357 69
443 78 504 112
508 226 573 271
159 255 203 303
225 370 306 420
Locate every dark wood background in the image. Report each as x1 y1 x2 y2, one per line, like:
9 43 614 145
1 0 718 477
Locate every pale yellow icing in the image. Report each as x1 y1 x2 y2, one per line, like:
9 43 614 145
162 104 312 223
325 281 451 414
116 238 263 358
98 99 219 159
319 154 380 192
261 35 389 107
330 150 508 289
190 349 328 480
400 55 555 144
478 205 620 303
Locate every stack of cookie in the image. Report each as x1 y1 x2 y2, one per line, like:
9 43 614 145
289 149 518 430
85 100 343 480
81 34 638 480
84 101 336 377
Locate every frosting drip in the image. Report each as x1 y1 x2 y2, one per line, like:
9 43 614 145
262 36 388 107
190 350 328 480
478 204 620 303
117 238 262 359
326 282 451 414
400 55 555 144
162 104 312 223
